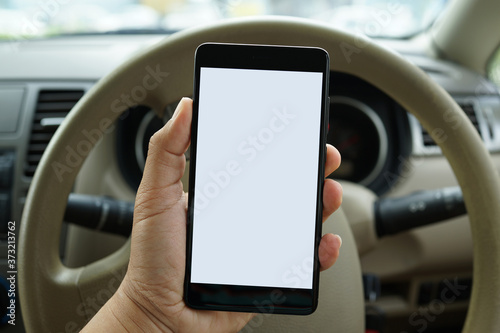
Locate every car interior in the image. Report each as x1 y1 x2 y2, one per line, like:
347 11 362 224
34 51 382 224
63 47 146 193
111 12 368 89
1 0 500 332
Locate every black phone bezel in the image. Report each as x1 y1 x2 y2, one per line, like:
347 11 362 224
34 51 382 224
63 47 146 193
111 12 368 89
185 43 330 315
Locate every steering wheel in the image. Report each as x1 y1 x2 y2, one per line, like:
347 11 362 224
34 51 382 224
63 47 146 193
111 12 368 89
19 17 500 332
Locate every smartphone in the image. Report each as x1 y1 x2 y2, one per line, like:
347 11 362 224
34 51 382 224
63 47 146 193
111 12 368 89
185 43 330 315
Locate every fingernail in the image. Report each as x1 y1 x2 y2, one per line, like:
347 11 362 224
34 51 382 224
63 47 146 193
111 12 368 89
173 97 188 118
335 234 342 248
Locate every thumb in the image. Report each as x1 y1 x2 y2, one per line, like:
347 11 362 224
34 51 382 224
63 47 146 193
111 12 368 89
134 97 193 222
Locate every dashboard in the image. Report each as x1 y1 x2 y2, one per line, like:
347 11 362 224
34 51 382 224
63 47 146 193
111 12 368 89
115 63 500 197
1 34 500 331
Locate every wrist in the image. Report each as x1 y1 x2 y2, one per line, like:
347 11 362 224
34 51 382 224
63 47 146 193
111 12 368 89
82 283 175 333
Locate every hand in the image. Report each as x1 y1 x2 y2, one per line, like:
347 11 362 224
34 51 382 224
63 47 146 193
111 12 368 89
82 97 343 333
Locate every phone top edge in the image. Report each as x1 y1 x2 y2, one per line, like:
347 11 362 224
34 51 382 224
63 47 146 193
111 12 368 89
195 42 329 73
196 41 329 53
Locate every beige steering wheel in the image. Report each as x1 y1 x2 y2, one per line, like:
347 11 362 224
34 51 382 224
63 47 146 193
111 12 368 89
19 17 500 332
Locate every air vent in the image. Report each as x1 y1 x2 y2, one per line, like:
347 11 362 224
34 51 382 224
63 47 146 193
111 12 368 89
421 102 481 147
24 90 84 177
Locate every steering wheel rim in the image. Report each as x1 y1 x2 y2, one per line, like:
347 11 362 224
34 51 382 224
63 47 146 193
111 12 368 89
19 17 500 332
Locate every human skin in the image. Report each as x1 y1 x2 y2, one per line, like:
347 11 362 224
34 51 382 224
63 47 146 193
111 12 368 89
82 97 343 333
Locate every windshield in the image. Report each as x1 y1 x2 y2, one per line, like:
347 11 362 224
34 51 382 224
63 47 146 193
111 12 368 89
0 0 450 40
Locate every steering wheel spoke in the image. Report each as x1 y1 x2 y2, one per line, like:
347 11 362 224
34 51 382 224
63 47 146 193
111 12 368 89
75 241 130 323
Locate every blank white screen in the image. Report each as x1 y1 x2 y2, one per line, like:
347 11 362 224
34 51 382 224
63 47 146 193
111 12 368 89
191 67 323 289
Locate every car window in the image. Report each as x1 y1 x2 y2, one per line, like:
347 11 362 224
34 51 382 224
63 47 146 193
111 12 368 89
489 47 500 88
0 0 450 40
